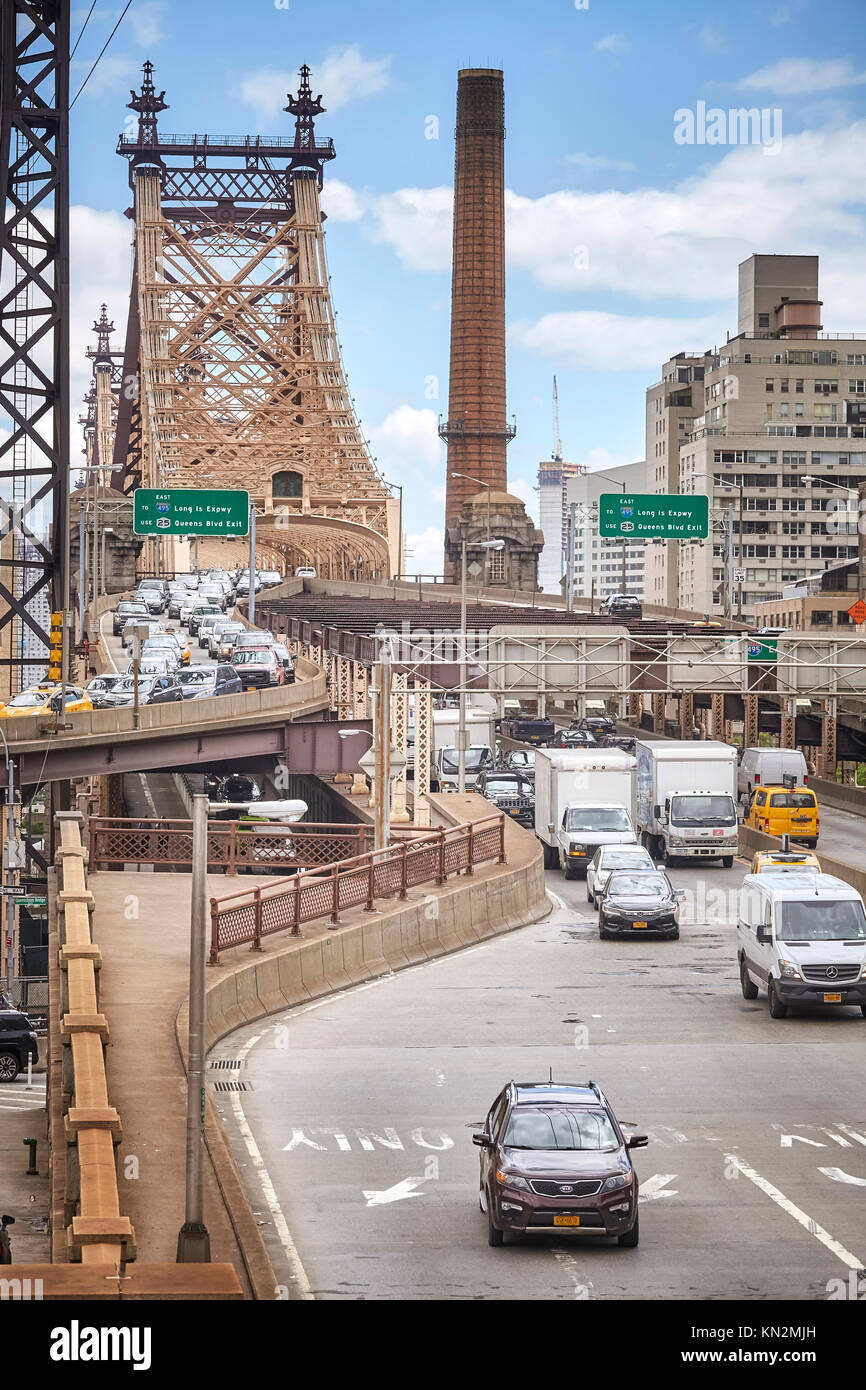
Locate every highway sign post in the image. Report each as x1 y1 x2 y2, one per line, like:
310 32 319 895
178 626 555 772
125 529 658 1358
599 494 709 539
133 488 250 537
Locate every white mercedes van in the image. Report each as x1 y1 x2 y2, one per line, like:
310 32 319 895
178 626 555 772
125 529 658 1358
737 747 808 803
737 872 866 1019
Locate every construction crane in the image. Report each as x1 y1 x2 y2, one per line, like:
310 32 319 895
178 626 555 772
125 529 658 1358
552 376 562 463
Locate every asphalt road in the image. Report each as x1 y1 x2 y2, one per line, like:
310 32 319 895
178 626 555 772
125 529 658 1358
100 609 215 673
211 857 866 1301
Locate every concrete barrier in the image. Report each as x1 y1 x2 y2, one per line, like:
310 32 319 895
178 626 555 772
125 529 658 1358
809 775 866 816
739 822 866 896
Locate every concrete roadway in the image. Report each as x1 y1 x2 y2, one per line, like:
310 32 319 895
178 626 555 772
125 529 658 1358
211 856 866 1301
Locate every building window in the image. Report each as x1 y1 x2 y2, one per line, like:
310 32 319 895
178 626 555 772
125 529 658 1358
272 470 303 498
796 379 804 393
780 378 789 392
766 379 774 392
488 548 505 582
812 610 833 625
759 313 771 329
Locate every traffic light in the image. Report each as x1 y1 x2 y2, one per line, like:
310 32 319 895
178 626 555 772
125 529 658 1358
48 611 63 681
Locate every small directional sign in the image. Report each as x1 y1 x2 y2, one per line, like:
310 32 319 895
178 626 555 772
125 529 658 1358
0 885 26 897
847 598 866 624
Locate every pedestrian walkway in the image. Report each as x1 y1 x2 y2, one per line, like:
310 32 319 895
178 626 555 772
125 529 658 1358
0 1087 49 1265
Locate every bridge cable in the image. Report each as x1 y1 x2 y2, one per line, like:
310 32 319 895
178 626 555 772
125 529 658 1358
70 1 98 61
69 0 134 110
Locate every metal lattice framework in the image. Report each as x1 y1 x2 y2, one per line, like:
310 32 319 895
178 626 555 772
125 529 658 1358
111 62 397 578
0 0 69 690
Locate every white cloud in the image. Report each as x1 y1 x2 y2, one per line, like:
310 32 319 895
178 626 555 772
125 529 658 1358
128 1 166 47
509 310 723 370
366 186 453 271
403 525 444 577
594 34 629 55
582 448 637 474
738 58 866 94
69 206 134 460
367 405 443 478
236 45 392 122
71 53 139 99
564 152 636 173
508 478 539 523
320 179 365 222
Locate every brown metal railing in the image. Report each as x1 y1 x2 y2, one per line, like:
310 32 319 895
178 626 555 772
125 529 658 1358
208 813 507 962
88 817 373 873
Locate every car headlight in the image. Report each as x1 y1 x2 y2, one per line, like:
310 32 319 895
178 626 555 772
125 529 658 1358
495 1170 531 1191
569 842 585 854
860 963 866 981
778 960 801 980
601 1172 631 1192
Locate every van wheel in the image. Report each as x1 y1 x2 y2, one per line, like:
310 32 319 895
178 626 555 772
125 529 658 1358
663 848 676 868
618 1213 639 1248
721 856 734 869
586 884 594 904
767 980 788 1019
0 1053 20 1082
563 863 576 881
740 961 759 1000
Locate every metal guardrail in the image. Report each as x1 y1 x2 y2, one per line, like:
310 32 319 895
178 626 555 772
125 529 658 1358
208 814 507 962
89 817 373 873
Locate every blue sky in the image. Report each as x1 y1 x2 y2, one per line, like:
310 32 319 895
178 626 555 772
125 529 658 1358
68 0 866 570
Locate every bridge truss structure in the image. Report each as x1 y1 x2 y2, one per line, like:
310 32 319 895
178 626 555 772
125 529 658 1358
111 62 399 580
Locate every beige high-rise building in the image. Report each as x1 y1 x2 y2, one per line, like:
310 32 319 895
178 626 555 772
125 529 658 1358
648 255 864 621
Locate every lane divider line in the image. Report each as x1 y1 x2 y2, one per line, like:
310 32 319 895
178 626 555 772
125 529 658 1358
724 1152 865 1272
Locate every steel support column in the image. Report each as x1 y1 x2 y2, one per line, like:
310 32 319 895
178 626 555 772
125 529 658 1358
744 694 759 750
679 692 694 741
820 700 837 782
781 701 796 750
652 693 665 735
627 692 642 727
711 693 725 742
391 670 410 823
413 677 431 828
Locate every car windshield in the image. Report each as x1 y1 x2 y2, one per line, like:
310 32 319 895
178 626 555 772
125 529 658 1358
670 794 736 825
608 873 668 897
117 677 153 694
7 691 44 708
503 1107 619 1151
233 649 274 665
777 900 866 942
484 777 530 795
601 850 653 869
441 747 493 773
177 668 215 686
769 792 816 809
565 807 631 832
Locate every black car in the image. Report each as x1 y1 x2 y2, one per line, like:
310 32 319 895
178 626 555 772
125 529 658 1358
502 748 536 780
210 773 263 818
598 869 680 940
85 674 127 708
551 729 597 749
0 1010 39 1082
175 664 242 700
574 715 616 738
476 770 535 829
600 594 642 621
499 716 555 745
112 600 149 635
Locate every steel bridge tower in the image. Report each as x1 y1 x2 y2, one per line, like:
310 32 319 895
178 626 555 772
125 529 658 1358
112 62 399 580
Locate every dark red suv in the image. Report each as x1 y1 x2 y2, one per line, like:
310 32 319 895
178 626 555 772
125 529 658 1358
474 1081 647 1247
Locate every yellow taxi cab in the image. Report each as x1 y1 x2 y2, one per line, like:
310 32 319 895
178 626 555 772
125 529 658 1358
744 783 819 848
751 846 821 874
161 629 190 665
0 683 93 718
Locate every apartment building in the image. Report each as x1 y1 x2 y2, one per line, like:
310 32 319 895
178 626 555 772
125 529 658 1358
565 461 648 602
650 255 864 620
537 458 586 592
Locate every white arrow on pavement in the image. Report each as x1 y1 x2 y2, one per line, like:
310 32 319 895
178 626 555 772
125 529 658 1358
818 1167 866 1187
780 1134 826 1148
362 1177 428 1207
639 1173 678 1203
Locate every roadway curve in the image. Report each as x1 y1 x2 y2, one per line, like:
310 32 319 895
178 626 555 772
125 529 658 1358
211 857 866 1301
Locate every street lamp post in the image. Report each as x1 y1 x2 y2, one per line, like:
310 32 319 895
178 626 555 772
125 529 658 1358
458 538 504 792
449 471 491 541
176 791 211 1263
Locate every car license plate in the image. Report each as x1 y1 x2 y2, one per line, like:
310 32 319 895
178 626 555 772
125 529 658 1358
823 992 842 1003
246 685 256 691
553 1215 581 1227
633 921 648 929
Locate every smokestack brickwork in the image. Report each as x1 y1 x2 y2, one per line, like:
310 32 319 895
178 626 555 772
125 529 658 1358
441 69 513 549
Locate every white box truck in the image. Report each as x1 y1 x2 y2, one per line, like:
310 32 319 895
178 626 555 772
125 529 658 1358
430 707 496 791
635 740 738 868
534 748 637 876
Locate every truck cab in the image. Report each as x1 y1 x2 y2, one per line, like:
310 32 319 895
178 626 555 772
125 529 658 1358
558 801 637 879
433 743 494 791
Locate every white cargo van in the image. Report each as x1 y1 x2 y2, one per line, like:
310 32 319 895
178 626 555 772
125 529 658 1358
737 872 866 1019
738 747 808 803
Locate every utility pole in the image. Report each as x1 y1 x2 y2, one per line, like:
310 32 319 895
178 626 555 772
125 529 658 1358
565 503 576 612
4 752 16 997
374 632 393 850
176 792 211 1263
248 504 256 627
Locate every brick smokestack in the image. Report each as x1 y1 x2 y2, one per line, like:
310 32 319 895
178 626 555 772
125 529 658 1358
442 69 512 563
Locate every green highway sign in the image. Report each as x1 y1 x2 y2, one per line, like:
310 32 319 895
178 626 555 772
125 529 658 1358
748 637 778 663
17 895 47 908
599 493 709 539
133 488 250 537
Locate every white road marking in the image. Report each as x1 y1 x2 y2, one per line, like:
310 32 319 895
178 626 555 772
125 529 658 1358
780 1134 826 1148
551 1247 593 1299
819 1167 866 1187
100 612 120 673
362 1177 428 1207
837 1125 866 1147
724 1152 865 1273
639 1173 678 1203
546 889 566 911
228 1032 314 1300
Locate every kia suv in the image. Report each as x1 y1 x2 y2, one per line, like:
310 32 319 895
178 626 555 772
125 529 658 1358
0 1009 39 1082
475 1081 646 1247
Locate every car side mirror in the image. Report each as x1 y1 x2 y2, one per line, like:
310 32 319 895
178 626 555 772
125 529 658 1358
472 1133 491 1148
756 924 773 944
626 1135 648 1150
653 805 661 820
